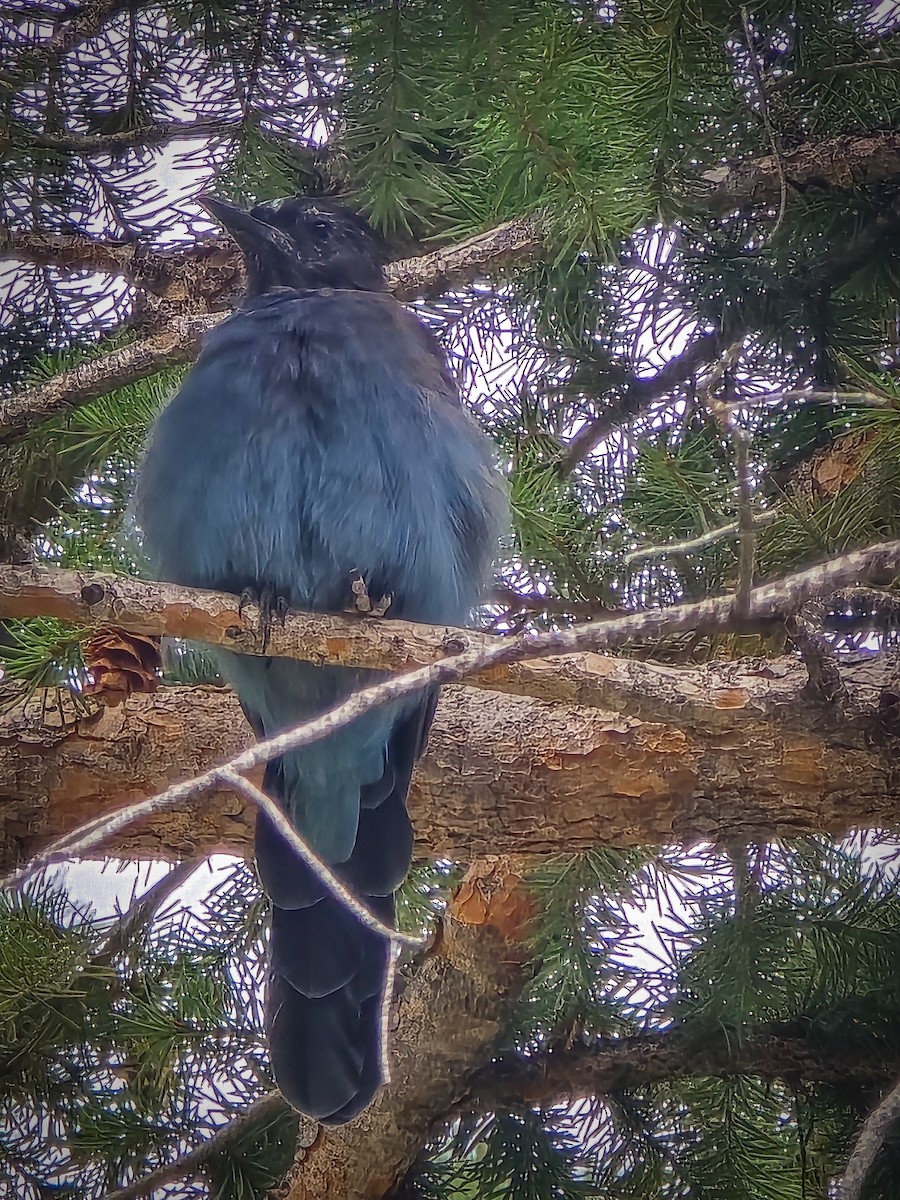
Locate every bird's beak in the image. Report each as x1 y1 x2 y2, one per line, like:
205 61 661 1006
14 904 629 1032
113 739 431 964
200 196 280 256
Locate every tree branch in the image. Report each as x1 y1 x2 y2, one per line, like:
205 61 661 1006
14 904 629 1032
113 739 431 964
3 541 899 887
0 315 218 440
101 1091 290 1200
701 131 900 208
0 557 895 727
468 1029 898 1112
838 1073 900 1200
0 228 241 296
12 117 247 155
3 637 899 868
388 215 542 301
0 219 542 441
557 330 731 473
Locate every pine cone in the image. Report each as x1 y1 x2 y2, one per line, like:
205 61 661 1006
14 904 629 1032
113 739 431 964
82 628 161 706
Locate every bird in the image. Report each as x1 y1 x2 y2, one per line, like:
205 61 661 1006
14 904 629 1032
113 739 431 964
133 195 505 1124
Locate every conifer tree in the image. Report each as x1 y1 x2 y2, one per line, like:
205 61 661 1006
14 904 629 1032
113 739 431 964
1 2 900 1197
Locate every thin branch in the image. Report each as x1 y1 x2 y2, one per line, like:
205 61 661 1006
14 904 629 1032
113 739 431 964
625 511 777 565
13 117 246 155
94 857 203 963
467 1030 900 1113
4 539 898 889
0 220 542 441
100 1091 290 1200
740 5 788 234
558 330 732 473
219 768 425 950
837 1074 900 1200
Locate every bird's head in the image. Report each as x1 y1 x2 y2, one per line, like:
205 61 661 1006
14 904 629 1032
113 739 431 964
201 195 388 296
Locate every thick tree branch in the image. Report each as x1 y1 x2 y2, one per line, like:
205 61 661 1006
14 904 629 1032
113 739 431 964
2 643 898 869
285 859 530 1199
702 131 900 208
469 1029 896 1111
0 219 542 441
2 545 898 879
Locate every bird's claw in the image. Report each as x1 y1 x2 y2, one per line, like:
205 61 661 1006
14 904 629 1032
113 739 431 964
240 584 289 651
346 570 392 617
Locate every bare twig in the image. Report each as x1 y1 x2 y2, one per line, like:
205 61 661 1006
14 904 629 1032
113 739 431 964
701 341 757 615
218 768 424 950
3 539 898 890
837 1074 900 1200
625 511 777 565
219 769 415 1087
100 1090 290 1200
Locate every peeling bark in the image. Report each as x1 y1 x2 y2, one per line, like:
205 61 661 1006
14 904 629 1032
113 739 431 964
1 645 898 869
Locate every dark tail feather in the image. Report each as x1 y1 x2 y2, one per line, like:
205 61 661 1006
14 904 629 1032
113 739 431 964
255 690 439 1123
265 889 391 1122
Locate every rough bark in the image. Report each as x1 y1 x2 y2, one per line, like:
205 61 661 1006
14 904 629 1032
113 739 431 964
1 643 898 869
0 315 218 440
702 131 900 207
469 1030 896 1110
5 559 900 731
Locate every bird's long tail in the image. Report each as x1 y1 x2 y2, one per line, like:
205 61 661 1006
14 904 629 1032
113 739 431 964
256 779 400 1124
265 902 391 1125
238 664 437 1124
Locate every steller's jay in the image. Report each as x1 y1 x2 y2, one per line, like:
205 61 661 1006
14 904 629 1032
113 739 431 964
133 196 505 1123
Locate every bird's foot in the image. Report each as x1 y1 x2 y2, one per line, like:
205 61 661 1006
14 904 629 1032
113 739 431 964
239 585 289 652
345 570 393 617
